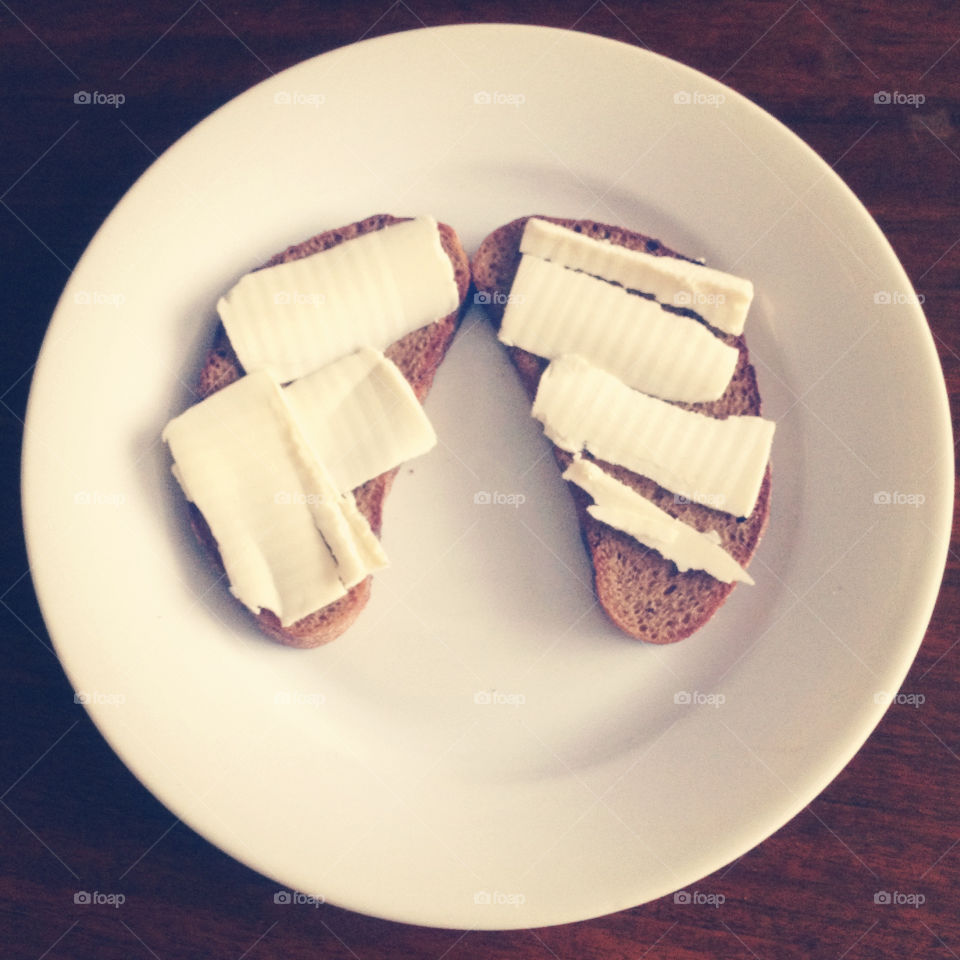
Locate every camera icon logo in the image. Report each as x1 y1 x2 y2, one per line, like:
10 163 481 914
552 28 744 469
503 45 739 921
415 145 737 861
873 290 891 304
673 291 692 306
473 91 492 105
74 891 91 904
674 890 691 904
674 91 691 104
473 291 491 304
473 890 491 904
874 890 891 904
874 91 891 104
74 91 91 104
674 691 692 705
274 890 292 904
474 491 491 505
274 91 291 105
873 491 891 505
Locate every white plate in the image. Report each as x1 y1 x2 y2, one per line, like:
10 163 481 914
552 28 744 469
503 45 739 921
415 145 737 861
23 24 952 929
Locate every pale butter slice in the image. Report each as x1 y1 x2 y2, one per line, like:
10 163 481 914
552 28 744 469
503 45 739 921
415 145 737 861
218 216 459 382
532 355 774 518
562 457 753 584
500 254 738 402
282 348 436 493
162 371 386 626
302 457 386 591
521 217 754 336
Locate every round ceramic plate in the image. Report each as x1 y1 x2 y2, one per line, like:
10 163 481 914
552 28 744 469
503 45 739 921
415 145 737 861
22 24 952 929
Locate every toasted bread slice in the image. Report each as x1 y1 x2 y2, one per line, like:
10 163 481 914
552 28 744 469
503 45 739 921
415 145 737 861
190 214 470 647
472 216 771 643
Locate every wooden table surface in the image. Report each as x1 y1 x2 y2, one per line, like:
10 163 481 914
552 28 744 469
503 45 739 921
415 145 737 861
1 1 957 957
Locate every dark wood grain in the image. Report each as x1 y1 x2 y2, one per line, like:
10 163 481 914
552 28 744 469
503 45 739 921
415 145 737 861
1 1 957 957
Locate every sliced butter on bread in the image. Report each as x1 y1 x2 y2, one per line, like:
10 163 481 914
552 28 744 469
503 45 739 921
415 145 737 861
190 213 471 648
471 215 771 644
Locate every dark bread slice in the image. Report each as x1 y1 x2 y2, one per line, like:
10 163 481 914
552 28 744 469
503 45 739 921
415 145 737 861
189 214 470 647
472 216 771 644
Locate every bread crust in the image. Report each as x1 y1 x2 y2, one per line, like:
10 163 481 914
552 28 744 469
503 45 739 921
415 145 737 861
188 214 470 647
472 216 771 643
